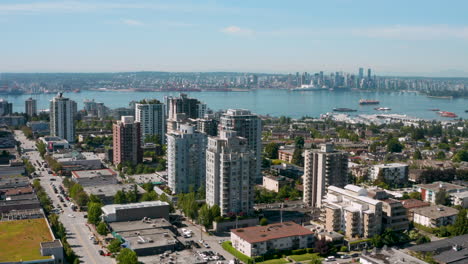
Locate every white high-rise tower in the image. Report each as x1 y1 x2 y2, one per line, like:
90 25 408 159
167 124 207 194
49 93 77 142
206 130 255 215
135 99 165 144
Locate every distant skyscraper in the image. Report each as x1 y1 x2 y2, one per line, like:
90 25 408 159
358 68 364 80
135 99 165 145
25 97 37 117
219 109 262 182
206 130 255 215
303 143 348 208
166 93 207 133
367 68 372 80
113 116 142 165
49 93 77 142
0 99 13 116
167 124 207 194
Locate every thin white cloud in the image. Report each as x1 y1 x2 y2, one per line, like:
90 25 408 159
221 26 254 36
0 1 256 15
122 19 144 26
351 25 468 40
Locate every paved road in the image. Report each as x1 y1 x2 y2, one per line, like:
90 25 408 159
15 130 114 264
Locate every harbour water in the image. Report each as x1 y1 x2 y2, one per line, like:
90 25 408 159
2 89 468 120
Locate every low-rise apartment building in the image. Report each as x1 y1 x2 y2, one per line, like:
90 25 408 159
413 205 458 228
323 185 382 239
369 163 408 187
414 181 468 204
262 175 293 193
230 222 315 257
380 199 409 232
278 149 294 163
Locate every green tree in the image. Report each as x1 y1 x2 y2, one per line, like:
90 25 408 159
291 148 304 166
87 202 102 225
97 221 108 236
436 151 446 160
198 204 213 229
435 189 449 205
144 134 161 145
259 217 268 226
116 248 138 264
416 235 431 245
387 138 404 153
125 185 138 203
108 239 122 253
140 191 158 201
210 204 221 219
75 191 89 207
408 192 422 200
294 136 305 149
413 149 422 160
114 190 127 204
453 150 468 162
36 141 46 158
141 181 154 192
264 142 279 159
88 194 102 204
451 209 468 236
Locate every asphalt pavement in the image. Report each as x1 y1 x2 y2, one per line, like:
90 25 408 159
15 130 114 264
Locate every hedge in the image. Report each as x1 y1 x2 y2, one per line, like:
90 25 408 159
222 241 252 264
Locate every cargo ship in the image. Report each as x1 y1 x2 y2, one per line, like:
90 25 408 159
438 111 458 118
359 99 380 105
333 108 357 112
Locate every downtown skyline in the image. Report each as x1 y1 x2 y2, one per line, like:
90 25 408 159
1 0 468 76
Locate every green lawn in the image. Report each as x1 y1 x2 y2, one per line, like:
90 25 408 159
258 259 290 264
289 253 321 262
0 218 53 262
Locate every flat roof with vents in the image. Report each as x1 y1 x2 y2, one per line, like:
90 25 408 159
102 201 169 215
231 221 314 244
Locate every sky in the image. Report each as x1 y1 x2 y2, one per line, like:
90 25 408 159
1 0 468 76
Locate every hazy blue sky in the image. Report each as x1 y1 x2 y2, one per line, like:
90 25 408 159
1 0 468 76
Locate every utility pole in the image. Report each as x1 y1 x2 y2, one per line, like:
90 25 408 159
280 203 283 223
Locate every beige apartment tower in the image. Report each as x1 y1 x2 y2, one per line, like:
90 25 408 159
303 143 348 208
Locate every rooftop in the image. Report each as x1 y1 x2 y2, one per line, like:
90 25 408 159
84 184 145 197
0 218 53 262
71 168 117 179
109 218 173 233
373 163 408 168
328 185 381 206
40 239 62 249
231 221 314 244
451 190 468 199
416 181 467 192
102 201 169 215
400 199 431 209
3 186 33 196
412 205 458 219
42 136 68 143
408 234 468 264
361 247 427 264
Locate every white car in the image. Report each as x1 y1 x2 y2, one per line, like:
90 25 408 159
326 256 336 262
67 214 75 218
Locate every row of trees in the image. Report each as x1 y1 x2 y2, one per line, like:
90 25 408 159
32 179 79 264
177 191 221 229
63 178 89 207
254 186 301 204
